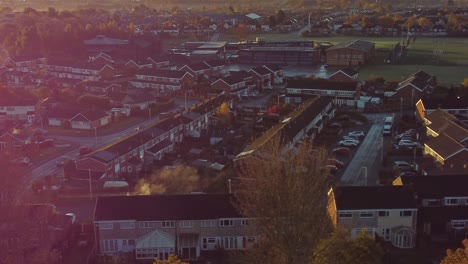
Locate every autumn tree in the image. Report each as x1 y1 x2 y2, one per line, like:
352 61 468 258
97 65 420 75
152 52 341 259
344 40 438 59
441 239 468 264
313 228 384 264
234 135 333 264
404 16 417 28
153 254 188 264
447 13 460 31
417 17 433 29
215 102 232 126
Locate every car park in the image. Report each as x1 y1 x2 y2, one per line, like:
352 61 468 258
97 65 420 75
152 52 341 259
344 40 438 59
339 139 359 147
332 147 351 156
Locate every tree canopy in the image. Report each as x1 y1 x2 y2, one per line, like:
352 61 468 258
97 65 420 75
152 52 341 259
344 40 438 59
313 228 384 264
441 239 468 264
153 254 188 264
234 135 333 264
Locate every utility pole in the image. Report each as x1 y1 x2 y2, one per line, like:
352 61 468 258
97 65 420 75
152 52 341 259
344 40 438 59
88 169 93 200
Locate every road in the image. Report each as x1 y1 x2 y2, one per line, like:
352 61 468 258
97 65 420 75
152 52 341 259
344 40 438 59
339 114 389 186
25 97 202 185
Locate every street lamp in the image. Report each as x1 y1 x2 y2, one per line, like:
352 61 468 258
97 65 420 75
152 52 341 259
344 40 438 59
360 166 368 186
94 126 98 145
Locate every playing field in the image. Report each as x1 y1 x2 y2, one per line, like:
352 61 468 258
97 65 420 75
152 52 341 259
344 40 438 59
221 33 468 85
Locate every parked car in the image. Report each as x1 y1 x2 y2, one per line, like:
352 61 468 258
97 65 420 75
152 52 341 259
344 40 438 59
399 140 418 148
339 139 359 147
348 131 365 138
399 171 416 177
327 158 345 168
393 161 414 171
321 165 338 174
12 157 32 166
332 147 351 156
79 147 93 156
329 122 342 129
343 136 359 141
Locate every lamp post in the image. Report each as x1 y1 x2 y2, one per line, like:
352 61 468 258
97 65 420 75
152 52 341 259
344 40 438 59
88 169 93 200
400 97 403 120
94 126 98 145
361 166 368 186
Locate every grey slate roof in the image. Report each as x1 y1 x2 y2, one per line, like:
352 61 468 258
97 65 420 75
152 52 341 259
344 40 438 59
94 194 241 221
334 186 417 210
397 175 468 199
286 78 359 91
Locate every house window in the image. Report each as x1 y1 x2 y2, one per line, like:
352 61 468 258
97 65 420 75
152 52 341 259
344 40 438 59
120 222 135 229
179 220 193 228
201 237 217 249
400 210 413 217
360 211 374 218
139 221 155 228
0 142 5 150
445 198 459 205
128 166 132 172
219 219 234 227
452 220 466 229
338 211 352 218
378 211 389 217
241 219 249 226
100 240 118 253
220 236 238 250
99 223 113 230
161 221 175 228
200 220 216 228
381 228 391 240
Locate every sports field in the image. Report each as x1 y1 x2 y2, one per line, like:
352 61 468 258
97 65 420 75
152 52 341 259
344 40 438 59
221 33 468 85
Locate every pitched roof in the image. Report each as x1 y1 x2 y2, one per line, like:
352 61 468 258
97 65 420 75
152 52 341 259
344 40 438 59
94 194 241 221
426 109 468 143
71 110 108 122
137 68 190 79
46 108 82 119
424 133 465 160
182 62 211 72
398 70 433 91
249 66 271 76
107 92 128 102
396 175 468 199
84 35 128 46
326 40 375 52
263 65 282 72
334 186 417 210
215 75 246 86
204 59 225 68
286 78 359 91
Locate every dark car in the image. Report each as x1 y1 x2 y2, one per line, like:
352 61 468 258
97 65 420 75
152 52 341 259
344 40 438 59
79 147 93 156
327 158 345 168
332 147 351 156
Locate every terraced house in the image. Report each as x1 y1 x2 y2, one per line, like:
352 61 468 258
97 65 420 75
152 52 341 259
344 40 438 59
328 186 418 249
93 194 257 262
415 100 468 175
129 69 195 95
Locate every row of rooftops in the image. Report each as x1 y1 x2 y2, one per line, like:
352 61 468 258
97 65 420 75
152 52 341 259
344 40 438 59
94 175 468 221
237 96 332 156
88 94 228 163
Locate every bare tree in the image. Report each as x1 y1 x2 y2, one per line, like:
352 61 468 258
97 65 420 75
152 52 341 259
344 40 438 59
234 135 334 264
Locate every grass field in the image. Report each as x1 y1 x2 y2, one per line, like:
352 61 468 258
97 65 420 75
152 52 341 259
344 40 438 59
220 33 468 85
